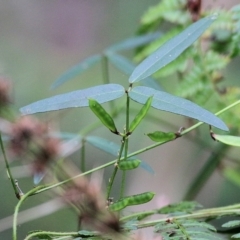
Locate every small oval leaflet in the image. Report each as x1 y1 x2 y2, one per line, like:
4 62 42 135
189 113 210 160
88 99 117 133
109 198 129 211
118 159 141 170
147 131 176 142
213 134 240 147
124 192 155 206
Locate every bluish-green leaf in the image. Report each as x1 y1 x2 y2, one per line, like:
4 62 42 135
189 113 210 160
51 54 101 90
129 15 217 83
20 84 125 115
213 134 240 146
85 136 154 174
106 52 163 91
106 32 162 52
147 131 176 142
129 86 228 131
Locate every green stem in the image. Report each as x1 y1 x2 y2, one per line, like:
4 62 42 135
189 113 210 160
24 231 79 240
120 94 130 198
106 139 125 199
30 100 240 196
80 138 86 172
184 143 229 200
135 205 240 229
13 186 45 240
0 132 19 198
102 54 115 112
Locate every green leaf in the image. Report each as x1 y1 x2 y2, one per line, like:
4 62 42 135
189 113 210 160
129 15 217 83
147 131 176 142
213 134 240 146
232 233 240 239
129 86 228 131
20 84 125 115
51 54 101 90
106 32 161 52
129 96 153 133
85 136 154 174
123 191 155 206
88 99 118 133
106 52 163 91
222 220 240 228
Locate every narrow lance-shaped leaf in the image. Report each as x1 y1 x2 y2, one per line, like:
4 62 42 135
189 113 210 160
129 86 228 131
129 96 153 133
20 84 125 115
129 15 217 83
51 54 102 90
147 131 176 142
212 134 240 147
106 52 163 91
106 32 161 52
88 99 117 133
85 136 154 174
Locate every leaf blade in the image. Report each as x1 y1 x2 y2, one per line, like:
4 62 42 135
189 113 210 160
20 84 125 115
106 32 162 52
213 134 240 146
129 15 217 82
129 86 228 131
106 52 163 91
147 131 176 142
51 54 101 90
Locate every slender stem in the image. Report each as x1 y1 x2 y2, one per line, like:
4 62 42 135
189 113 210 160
102 54 115 112
0 132 19 198
24 231 79 240
13 186 45 240
80 138 86 172
30 99 240 196
120 94 130 198
135 206 240 229
106 139 125 199
181 99 240 136
184 143 229 200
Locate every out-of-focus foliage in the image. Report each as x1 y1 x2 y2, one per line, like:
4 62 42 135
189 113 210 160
135 0 240 130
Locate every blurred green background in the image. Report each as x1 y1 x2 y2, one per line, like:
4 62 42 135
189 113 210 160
0 1 240 239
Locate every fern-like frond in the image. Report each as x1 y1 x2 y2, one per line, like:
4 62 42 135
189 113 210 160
203 50 230 73
208 10 235 32
155 219 219 240
157 201 202 215
141 0 190 25
175 65 206 98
